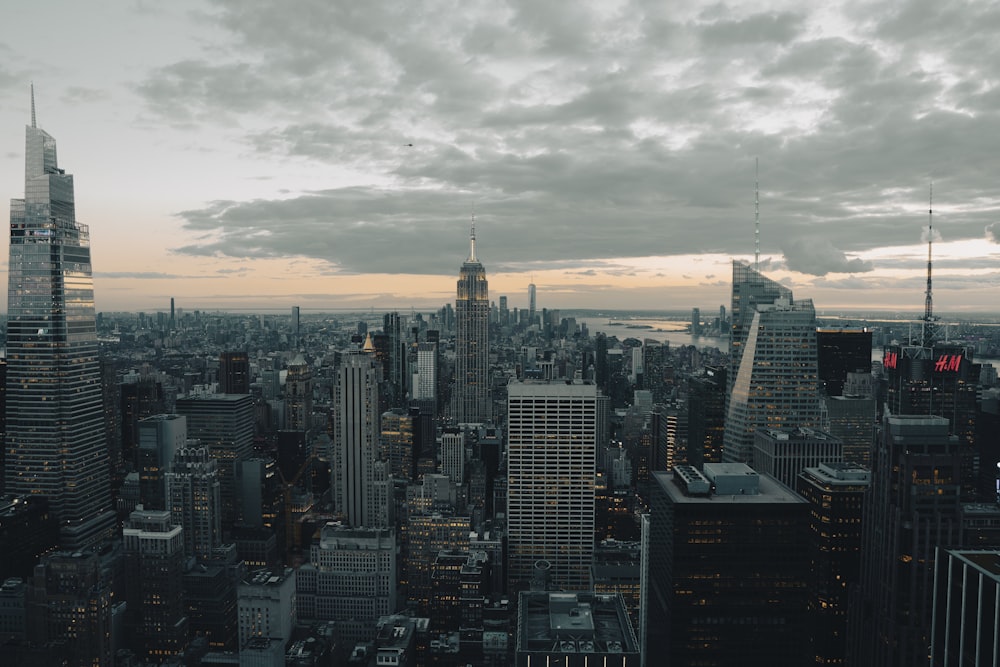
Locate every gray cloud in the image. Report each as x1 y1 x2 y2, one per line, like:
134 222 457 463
987 222 1000 243
781 238 873 276
128 0 1000 281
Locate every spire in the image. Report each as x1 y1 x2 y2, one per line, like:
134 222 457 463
922 183 937 347
468 213 477 263
754 157 760 272
30 82 36 128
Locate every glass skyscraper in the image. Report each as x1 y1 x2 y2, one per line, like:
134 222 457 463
453 223 490 424
5 91 114 549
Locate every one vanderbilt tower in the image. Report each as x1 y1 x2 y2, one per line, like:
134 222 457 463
453 219 490 424
5 88 114 549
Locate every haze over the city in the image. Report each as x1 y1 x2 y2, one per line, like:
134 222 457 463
2 0 999 313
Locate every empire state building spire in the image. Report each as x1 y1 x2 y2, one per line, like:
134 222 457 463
454 218 490 424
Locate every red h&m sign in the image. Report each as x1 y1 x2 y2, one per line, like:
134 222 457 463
934 355 963 373
883 351 898 370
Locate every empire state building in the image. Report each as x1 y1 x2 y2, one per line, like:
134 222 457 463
5 90 114 549
453 222 490 424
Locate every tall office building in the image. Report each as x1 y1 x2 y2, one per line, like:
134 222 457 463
648 464 810 666
4 89 114 550
723 290 822 464
166 446 222 561
219 350 250 394
454 224 491 424
728 261 792 393
176 394 255 528
333 353 391 528
284 353 313 434
412 341 438 412
291 305 300 348
797 462 870 665
136 414 187 510
123 508 188 660
817 328 873 396
851 415 962 666
507 380 597 592
528 282 537 325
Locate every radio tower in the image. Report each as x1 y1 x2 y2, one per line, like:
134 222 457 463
754 158 760 272
922 183 937 348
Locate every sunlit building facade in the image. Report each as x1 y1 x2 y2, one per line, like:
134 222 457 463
4 91 114 550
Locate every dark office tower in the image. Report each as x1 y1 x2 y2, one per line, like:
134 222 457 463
797 462 870 665
930 548 1000 666
882 343 980 500
219 350 250 394
648 464 810 666
4 90 114 551
176 394 254 528
454 223 490 424
381 408 417 480
499 295 509 328
291 305 300 348
0 495 59 580
333 353 391 528
120 374 166 471
167 447 222 561
0 358 5 491
136 414 187 510
383 312 405 409
123 508 188 661
851 415 962 666
528 282 536 325
724 293 821 464
594 333 609 391
691 307 701 335
26 551 113 667
284 353 313 434
642 340 670 403
170 297 175 330
816 328 873 396
687 366 726 468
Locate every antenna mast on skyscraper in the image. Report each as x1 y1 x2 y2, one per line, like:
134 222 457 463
754 158 760 272
468 204 477 263
922 183 937 347
30 82 36 128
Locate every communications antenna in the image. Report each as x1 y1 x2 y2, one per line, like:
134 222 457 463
922 183 937 348
754 158 760 272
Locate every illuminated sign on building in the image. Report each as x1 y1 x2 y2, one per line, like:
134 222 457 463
883 351 898 370
934 355 963 373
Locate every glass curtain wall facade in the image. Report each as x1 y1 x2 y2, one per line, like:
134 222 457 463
5 95 114 549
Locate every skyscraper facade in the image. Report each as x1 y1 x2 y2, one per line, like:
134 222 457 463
454 225 490 424
4 91 114 550
333 353 391 528
507 380 597 592
723 293 822 464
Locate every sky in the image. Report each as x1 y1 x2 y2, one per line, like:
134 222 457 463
1 0 999 315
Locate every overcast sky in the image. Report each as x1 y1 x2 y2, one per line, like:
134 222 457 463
2 0 999 314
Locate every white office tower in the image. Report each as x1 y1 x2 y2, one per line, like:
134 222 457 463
333 353 391 528
723 296 822 465
507 380 597 592
295 523 396 629
440 431 465 484
166 446 222 561
412 341 437 404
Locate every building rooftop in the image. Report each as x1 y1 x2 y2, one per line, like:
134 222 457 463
516 592 639 657
655 468 807 505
